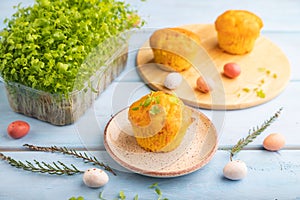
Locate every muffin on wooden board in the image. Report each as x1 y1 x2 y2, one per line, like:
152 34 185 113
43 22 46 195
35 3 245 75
150 27 202 72
128 91 193 152
215 10 263 55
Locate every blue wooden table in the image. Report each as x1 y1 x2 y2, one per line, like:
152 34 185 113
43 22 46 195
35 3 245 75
1 0 300 199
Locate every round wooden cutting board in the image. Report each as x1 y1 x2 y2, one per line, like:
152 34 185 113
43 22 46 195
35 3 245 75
136 24 291 110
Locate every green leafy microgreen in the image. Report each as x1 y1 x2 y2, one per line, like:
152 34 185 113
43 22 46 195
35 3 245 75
155 188 162 196
169 96 179 104
149 183 158 189
142 96 153 107
0 0 143 96
154 96 160 104
131 107 139 111
118 191 126 200
149 183 168 200
256 89 266 98
69 197 85 200
134 92 159 110
242 88 250 93
98 192 107 200
258 67 266 72
67 183 167 200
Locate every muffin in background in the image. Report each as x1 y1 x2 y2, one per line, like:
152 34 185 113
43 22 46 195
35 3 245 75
128 91 193 152
215 10 263 55
150 27 202 72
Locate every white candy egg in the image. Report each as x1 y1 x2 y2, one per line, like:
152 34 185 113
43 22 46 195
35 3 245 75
83 168 109 188
164 72 182 90
223 160 247 181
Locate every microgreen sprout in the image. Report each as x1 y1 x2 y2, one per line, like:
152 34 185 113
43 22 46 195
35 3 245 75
0 0 143 96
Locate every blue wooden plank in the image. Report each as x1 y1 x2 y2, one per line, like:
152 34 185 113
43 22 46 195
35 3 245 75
264 32 300 81
126 0 300 31
0 150 300 199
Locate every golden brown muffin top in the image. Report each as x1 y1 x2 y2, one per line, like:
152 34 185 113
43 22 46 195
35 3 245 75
150 27 201 49
168 27 202 45
215 10 263 35
128 91 182 127
149 27 202 69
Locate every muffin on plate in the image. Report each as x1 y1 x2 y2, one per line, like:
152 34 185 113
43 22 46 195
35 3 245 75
215 10 263 55
150 27 202 72
128 91 193 152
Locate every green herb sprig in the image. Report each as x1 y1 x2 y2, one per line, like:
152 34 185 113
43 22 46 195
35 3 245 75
0 153 82 175
230 107 283 160
23 144 116 175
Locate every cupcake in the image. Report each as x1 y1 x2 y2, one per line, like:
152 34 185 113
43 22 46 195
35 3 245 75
150 27 202 72
215 10 263 55
128 91 193 152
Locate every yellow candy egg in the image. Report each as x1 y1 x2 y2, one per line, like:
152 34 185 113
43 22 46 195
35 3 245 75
263 133 285 151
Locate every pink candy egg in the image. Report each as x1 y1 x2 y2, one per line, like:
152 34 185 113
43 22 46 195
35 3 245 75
223 62 241 79
196 76 214 93
263 133 285 151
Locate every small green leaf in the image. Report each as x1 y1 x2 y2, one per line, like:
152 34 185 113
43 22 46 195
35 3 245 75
132 107 139 111
98 192 106 200
256 89 266 98
142 97 152 107
155 188 162 196
258 67 266 72
154 96 160 104
68 196 84 200
119 190 126 200
149 182 158 189
242 88 250 93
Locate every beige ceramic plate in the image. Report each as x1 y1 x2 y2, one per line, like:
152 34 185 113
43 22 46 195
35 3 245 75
104 106 218 177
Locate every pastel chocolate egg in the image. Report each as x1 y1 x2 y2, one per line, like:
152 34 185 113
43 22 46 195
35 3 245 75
83 168 109 188
7 120 30 139
263 133 285 151
196 76 214 93
164 72 182 90
223 160 247 180
223 62 241 78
